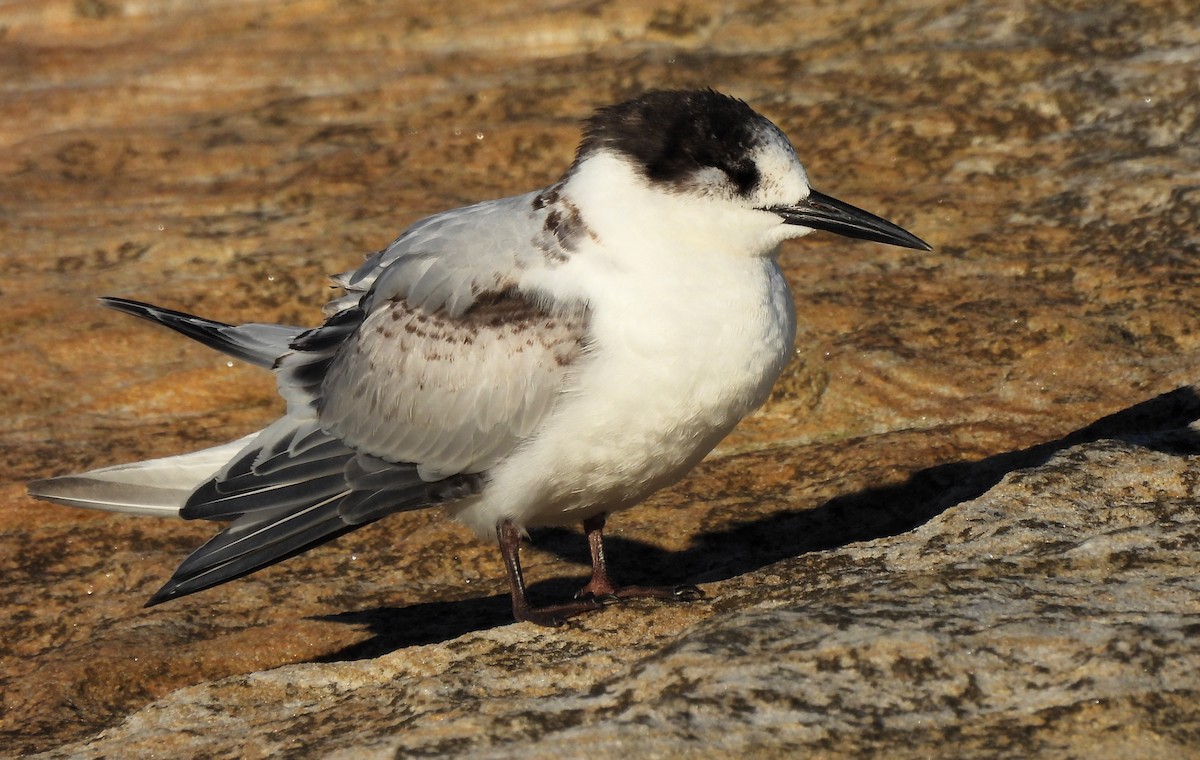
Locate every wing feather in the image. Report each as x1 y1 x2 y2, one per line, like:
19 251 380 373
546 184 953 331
142 189 587 603
315 288 586 478
148 419 485 605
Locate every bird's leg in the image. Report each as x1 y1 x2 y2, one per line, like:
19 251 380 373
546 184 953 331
574 513 704 603
497 519 608 627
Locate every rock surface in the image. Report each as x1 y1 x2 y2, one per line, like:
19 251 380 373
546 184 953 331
2 0 1199 757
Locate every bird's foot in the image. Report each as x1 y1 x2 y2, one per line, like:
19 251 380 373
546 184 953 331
513 595 620 627
575 581 704 603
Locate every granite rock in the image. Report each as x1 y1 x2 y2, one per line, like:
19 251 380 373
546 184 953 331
25 415 1200 758
3 0 1200 757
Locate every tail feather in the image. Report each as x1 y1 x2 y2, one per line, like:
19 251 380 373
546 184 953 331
27 435 258 516
27 476 194 517
99 297 303 369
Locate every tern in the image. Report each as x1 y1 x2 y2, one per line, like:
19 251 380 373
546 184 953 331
29 89 930 626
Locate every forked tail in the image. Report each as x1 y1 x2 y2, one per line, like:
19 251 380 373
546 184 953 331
99 297 303 369
27 435 258 517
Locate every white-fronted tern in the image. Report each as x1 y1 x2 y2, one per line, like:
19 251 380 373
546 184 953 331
29 89 930 626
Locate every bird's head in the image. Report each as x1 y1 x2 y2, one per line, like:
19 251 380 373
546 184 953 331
565 89 930 257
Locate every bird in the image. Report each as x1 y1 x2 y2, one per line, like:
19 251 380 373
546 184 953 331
28 89 930 626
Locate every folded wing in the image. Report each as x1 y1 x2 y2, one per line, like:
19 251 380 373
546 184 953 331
148 192 588 601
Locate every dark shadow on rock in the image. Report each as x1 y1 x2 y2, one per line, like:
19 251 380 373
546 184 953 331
314 385 1200 659
678 384 1200 586
311 572 618 661
311 553 686 662
311 596 514 660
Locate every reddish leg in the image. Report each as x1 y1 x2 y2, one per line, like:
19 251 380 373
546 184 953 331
574 514 704 603
497 519 609 627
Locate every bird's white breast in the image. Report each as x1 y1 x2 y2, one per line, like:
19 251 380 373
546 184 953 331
452 237 797 538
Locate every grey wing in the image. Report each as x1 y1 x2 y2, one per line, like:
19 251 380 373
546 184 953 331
313 288 587 481
150 191 585 603
149 416 484 604
285 189 588 480
99 297 304 369
324 190 563 318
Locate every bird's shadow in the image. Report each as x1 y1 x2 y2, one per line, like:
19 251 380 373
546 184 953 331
314 385 1200 661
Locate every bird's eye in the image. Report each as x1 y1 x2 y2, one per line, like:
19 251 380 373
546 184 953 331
724 162 760 196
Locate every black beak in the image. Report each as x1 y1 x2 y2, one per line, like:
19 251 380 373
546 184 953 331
769 189 931 251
